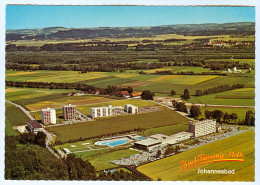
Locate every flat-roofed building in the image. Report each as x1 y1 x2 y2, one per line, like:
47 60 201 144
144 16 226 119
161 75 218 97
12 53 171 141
28 120 43 133
189 119 217 137
134 132 192 151
41 107 56 124
134 138 162 151
124 104 138 114
63 104 76 120
91 105 124 118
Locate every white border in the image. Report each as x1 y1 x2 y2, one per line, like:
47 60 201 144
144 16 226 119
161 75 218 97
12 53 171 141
0 1 259 185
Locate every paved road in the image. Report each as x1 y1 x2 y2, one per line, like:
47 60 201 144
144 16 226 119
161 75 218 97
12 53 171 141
6 100 35 120
6 100 60 159
185 103 254 109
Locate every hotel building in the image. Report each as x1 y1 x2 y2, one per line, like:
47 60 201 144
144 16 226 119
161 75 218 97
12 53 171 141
188 119 217 137
41 107 56 124
63 104 77 120
91 105 124 118
124 104 138 114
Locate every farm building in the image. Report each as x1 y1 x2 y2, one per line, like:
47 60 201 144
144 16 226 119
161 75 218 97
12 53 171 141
125 104 138 114
63 104 76 120
121 91 131 98
91 105 124 118
188 119 217 137
131 92 142 99
41 107 56 124
27 120 43 133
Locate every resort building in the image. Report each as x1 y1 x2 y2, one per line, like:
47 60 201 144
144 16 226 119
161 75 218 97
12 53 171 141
125 104 138 114
91 105 124 118
134 132 193 152
28 120 43 133
63 104 76 120
41 107 56 124
188 119 217 137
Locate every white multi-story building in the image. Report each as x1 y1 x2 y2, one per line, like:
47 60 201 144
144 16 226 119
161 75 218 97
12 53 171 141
188 119 217 137
91 105 124 118
63 104 76 120
124 104 138 114
41 107 56 124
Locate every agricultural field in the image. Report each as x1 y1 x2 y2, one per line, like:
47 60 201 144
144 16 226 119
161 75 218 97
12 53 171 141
206 59 255 65
137 130 255 181
46 109 189 142
188 88 255 106
5 102 31 136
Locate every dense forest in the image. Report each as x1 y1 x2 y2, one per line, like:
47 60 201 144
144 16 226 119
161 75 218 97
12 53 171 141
5 134 149 180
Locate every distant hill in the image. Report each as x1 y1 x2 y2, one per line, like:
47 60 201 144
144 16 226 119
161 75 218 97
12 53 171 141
6 22 255 41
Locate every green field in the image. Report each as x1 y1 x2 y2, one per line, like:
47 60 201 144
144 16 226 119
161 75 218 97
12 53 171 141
88 149 140 171
46 109 189 142
188 88 255 106
138 123 188 137
5 102 31 136
137 129 255 181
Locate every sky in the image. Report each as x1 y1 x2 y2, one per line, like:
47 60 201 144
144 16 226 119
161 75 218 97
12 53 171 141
6 6 255 30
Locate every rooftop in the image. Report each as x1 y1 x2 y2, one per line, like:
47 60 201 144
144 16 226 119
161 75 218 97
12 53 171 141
28 120 42 128
134 138 162 146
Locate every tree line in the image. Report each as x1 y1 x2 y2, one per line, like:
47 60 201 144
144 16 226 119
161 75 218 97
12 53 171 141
195 84 245 96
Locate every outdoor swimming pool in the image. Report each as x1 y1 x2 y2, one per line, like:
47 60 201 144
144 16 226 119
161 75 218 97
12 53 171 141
96 139 130 146
135 136 147 140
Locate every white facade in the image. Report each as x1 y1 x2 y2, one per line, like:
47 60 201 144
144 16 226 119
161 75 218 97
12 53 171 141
189 119 217 137
63 104 76 120
41 107 56 124
91 105 124 118
124 104 138 114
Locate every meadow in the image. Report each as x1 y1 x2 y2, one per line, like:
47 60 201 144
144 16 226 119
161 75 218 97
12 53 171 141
137 130 255 181
46 109 189 142
188 88 255 106
5 102 31 136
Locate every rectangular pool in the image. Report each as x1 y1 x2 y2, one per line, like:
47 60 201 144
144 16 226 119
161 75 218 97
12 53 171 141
95 139 130 146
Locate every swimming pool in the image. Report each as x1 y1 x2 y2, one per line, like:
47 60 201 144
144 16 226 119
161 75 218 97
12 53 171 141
135 136 147 140
96 139 130 146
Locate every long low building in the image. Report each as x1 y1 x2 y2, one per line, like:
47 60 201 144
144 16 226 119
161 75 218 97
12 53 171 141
188 119 217 137
91 105 124 118
134 132 193 152
28 120 43 134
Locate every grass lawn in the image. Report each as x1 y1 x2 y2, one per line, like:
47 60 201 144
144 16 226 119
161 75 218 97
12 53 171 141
47 109 189 142
138 123 188 137
5 102 31 135
137 129 255 181
87 149 140 171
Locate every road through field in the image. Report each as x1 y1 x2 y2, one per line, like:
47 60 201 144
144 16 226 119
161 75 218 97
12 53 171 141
5 100 60 159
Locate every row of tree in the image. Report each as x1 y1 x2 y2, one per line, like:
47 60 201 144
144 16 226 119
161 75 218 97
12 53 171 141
195 84 245 96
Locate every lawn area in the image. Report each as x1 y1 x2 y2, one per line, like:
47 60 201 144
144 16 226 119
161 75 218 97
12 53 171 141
76 99 157 116
47 109 189 142
198 107 255 120
137 129 255 181
87 149 140 171
138 123 188 137
5 102 31 136
188 88 255 106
